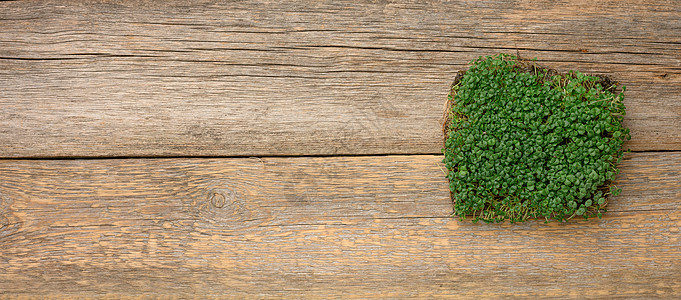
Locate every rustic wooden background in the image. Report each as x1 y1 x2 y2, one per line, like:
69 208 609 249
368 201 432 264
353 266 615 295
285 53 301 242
1 0 680 298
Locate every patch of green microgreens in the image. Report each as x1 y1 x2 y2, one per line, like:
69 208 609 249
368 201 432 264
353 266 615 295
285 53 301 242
443 53 630 223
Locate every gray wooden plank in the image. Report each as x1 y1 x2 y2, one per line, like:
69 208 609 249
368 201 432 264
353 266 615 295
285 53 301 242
1 0 679 157
0 153 679 297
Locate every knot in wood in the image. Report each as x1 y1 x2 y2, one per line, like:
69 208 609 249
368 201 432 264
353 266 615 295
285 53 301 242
209 189 234 209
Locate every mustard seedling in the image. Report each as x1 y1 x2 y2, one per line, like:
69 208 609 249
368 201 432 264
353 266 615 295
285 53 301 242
443 54 630 223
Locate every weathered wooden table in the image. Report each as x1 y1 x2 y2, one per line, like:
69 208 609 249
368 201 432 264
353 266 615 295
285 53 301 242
1 1 680 298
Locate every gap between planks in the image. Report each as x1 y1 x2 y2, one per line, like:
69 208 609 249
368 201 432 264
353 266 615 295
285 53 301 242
1 149 679 161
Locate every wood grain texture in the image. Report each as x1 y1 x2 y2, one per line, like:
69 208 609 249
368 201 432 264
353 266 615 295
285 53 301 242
1 0 680 157
1 153 679 298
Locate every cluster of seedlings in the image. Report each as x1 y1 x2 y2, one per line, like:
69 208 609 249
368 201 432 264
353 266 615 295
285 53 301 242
443 54 630 223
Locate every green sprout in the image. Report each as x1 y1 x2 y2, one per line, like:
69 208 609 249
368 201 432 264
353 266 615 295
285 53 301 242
443 54 630 223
